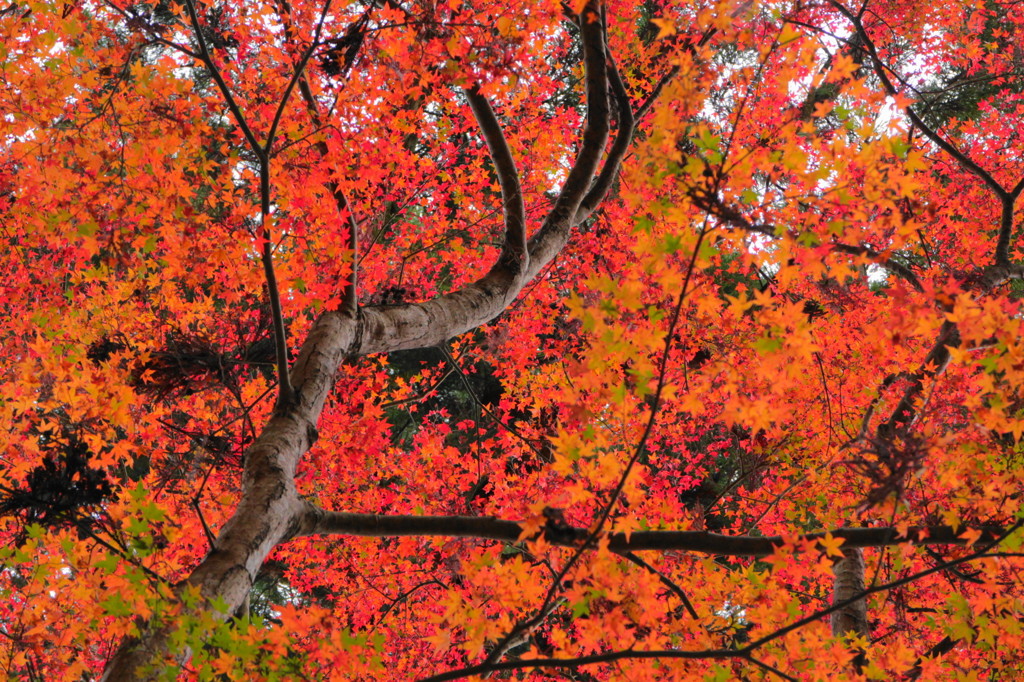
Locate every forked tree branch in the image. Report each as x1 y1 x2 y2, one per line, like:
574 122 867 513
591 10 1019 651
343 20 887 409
827 2 1006 199
180 0 340 408
181 0 263 159
275 0 361 315
101 4 636 678
263 0 333 157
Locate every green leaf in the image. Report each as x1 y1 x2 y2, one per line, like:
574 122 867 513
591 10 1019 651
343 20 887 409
141 503 166 523
101 593 133 617
754 335 783 354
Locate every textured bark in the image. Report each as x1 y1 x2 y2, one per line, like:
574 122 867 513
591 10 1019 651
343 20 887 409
100 414 316 680
831 547 870 639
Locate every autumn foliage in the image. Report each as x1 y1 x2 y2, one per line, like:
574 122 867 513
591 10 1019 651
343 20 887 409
3 0 1024 679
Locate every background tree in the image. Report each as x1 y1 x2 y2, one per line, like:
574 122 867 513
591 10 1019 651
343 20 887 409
2 0 1024 679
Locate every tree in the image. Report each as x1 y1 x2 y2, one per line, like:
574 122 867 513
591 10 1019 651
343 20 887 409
2 0 1024 678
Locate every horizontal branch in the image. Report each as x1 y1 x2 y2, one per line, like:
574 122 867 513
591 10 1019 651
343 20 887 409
420 647 747 682
422 521 1020 681
298 506 1006 557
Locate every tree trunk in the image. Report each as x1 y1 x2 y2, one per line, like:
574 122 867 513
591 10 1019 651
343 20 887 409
831 547 870 639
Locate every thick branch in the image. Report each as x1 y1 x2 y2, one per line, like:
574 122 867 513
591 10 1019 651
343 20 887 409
100 413 315 680
548 2 610 226
976 261 1024 289
574 46 635 223
298 507 1006 557
465 86 527 274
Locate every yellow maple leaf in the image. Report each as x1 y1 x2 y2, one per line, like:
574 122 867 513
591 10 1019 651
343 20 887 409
650 17 675 39
517 514 544 542
425 626 451 652
818 532 845 558
496 16 514 37
959 526 983 546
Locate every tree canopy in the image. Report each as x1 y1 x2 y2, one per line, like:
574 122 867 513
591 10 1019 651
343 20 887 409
2 0 1024 679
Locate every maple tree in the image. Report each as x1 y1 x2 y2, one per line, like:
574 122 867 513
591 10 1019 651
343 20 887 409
2 0 1024 678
